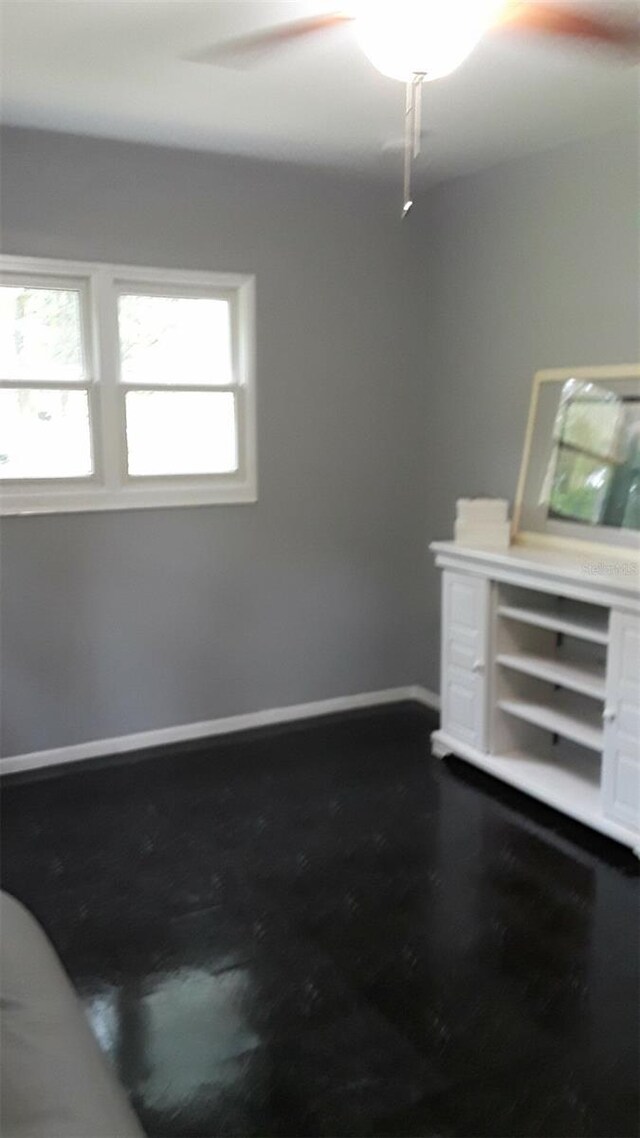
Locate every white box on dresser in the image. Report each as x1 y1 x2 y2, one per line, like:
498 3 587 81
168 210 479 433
431 541 640 855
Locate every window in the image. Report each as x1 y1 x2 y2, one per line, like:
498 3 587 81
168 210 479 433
0 258 256 514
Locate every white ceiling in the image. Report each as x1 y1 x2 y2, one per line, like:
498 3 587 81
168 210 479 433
1 0 638 184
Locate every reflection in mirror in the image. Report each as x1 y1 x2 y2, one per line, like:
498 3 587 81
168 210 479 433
543 380 640 531
515 366 640 553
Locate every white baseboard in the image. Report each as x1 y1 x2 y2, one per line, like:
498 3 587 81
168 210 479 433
410 685 441 712
1 684 440 777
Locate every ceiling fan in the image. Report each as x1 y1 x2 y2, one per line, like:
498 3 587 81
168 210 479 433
188 2 640 216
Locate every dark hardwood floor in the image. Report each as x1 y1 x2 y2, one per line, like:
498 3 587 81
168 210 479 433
1 704 638 1138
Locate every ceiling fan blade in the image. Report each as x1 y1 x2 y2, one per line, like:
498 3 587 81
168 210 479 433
186 11 353 68
496 2 640 54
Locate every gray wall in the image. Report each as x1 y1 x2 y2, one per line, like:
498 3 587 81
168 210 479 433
0 127 425 755
1 125 637 754
412 128 639 692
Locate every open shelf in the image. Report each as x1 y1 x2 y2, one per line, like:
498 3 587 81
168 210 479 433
498 603 609 645
486 714 602 827
497 651 606 701
488 745 602 818
498 693 604 752
432 726 639 850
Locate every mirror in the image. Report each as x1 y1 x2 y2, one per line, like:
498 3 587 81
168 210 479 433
514 365 640 554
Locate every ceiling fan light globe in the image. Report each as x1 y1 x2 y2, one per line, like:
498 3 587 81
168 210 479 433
354 0 506 82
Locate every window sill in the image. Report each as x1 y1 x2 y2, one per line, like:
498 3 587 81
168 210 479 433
0 480 258 516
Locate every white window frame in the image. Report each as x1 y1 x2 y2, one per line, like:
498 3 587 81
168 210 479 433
0 256 257 515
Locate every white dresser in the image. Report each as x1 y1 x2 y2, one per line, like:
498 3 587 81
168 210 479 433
431 541 640 854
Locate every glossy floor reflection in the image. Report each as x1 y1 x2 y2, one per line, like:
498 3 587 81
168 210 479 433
2 704 638 1137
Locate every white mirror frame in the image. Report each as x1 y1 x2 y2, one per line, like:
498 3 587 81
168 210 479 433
513 364 640 561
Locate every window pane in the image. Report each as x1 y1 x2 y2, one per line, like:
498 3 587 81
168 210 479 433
0 389 93 479
0 286 84 381
118 294 233 385
560 399 625 461
125 391 237 476
549 447 613 525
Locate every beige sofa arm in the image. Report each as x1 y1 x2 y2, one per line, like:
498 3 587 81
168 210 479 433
1 892 144 1138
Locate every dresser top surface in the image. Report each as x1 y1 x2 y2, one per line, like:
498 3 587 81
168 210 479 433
431 540 640 602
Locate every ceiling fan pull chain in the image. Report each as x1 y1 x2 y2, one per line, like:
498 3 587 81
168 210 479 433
413 73 425 159
402 79 414 218
402 74 425 218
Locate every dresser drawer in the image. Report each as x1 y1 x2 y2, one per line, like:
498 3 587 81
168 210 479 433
442 571 487 673
603 611 640 832
441 570 490 750
442 666 485 748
